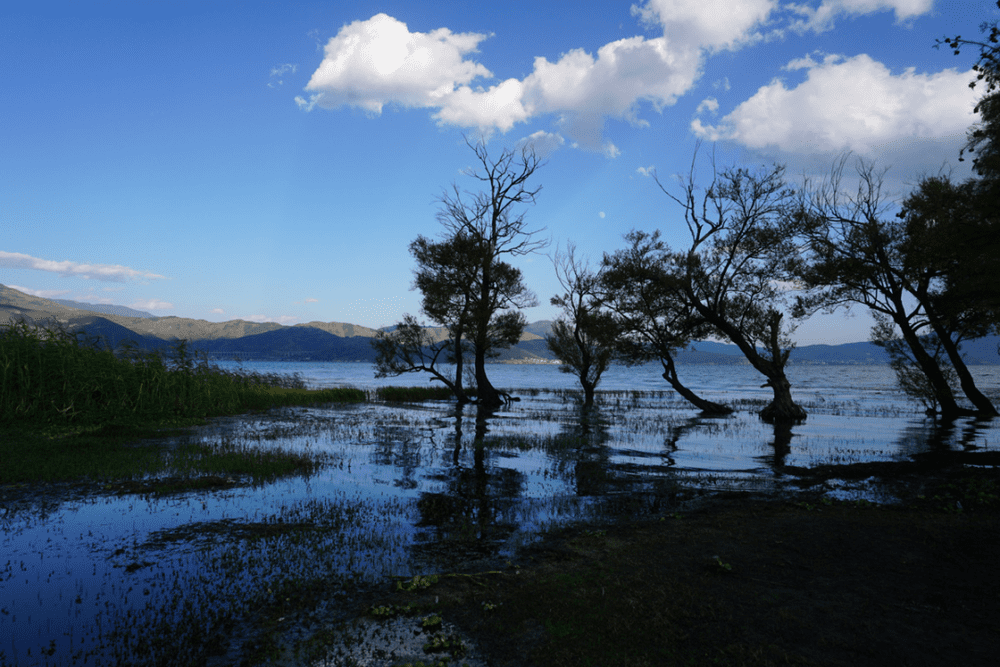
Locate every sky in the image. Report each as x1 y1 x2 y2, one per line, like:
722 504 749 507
1 0 995 345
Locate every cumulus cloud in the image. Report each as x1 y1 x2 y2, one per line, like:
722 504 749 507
301 4 777 151
0 251 167 282
300 14 494 113
692 54 977 156
636 165 656 176
786 0 933 34
631 0 775 51
130 299 173 311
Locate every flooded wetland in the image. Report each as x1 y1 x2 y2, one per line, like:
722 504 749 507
2 362 999 666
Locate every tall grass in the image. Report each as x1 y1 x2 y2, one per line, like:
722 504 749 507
0 321 363 431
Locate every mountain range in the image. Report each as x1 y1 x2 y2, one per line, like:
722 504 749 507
2 283 997 364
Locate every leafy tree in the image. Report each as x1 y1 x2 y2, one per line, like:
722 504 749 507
939 2 1000 179
408 232 483 404
601 230 731 415
437 139 546 409
870 313 959 415
795 157 997 418
652 157 806 423
545 243 619 407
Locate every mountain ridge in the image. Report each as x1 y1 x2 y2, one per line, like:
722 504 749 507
2 284 997 364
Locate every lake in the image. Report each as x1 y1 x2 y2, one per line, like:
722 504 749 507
2 362 998 666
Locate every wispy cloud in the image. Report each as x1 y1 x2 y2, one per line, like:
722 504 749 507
130 299 173 311
7 284 71 299
0 251 166 283
243 314 299 324
268 63 297 88
786 0 933 34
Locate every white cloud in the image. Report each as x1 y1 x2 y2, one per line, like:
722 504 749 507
7 284 71 299
636 165 655 176
303 14 492 114
268 63 297 89
786 0 933 34
210 308 225 314
302 5 777 151
598 211 606 218
305 297 319 303
696 97 719 114
131 299 173 311
516 130 565 156
0 251 166 282
243 314 299 324
693 54 977 156
631 0 776 51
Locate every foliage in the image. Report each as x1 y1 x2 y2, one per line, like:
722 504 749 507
796 157 997 418
939 1 1000 178
373 314 468 400
435 137 546 409
601 230 730 415
870 313 959 414
545 243 620 406
649 154 806 421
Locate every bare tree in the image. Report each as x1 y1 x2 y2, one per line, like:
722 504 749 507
437 138 547 409
546 243 619 407
654 155 806 422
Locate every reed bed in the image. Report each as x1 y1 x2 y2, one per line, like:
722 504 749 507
0 321 363 432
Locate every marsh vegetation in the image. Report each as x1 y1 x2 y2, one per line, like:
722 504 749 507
2 325 999 665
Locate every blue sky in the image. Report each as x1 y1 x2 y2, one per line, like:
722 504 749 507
1 0 994 344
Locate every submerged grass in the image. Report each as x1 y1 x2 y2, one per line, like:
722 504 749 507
373 385 474 402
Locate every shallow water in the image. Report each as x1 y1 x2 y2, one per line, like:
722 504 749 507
2 363 998 666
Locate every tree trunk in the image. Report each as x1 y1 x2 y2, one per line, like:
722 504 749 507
759 375 806 423
582 379 595 408
933 326 998 416
475 349 502 409
451 321 470 406
894 315 971 419
660 356 732 415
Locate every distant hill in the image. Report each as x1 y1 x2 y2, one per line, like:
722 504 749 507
50 299 155 319
2 283 997 364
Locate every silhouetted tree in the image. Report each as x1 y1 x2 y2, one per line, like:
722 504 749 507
545 243 619 407
372 314 467 399
601 230 731 415
795 157 997 418
437 139 546 409
652 155 805 422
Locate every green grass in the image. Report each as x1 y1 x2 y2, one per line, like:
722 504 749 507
0 321 364 484
0 320 365 431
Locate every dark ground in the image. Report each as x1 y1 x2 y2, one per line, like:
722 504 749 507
363 466 1000 667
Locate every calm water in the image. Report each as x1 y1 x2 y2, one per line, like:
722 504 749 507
3 362 999 666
